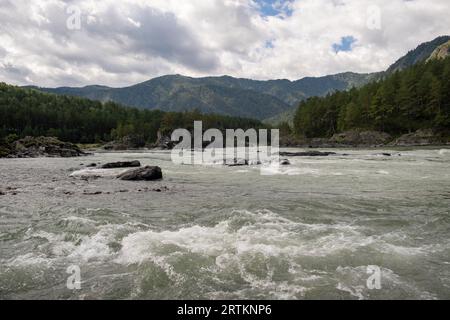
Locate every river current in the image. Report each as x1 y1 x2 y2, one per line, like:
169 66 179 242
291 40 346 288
0 148 449 299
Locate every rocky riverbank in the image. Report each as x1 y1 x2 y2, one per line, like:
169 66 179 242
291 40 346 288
103 135 146 151
282 129 449 148
145 129 449 150
388 129 448 147
0 136 88 158
103 132 176 151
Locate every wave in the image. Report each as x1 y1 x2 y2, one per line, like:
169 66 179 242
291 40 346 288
2 209 445 299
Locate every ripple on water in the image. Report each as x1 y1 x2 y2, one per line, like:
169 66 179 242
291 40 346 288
1 149 449 299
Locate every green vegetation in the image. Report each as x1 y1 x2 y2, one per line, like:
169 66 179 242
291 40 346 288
293 57 450 138
30 72 377 121
387 36 450 73
0 83 265 145
20 36 450 126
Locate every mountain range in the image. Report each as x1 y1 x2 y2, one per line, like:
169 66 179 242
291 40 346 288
28 36 450 122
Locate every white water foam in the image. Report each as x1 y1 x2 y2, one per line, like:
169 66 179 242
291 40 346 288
3 209 439 299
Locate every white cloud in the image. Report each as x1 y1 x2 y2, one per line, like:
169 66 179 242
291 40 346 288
0 0 449 87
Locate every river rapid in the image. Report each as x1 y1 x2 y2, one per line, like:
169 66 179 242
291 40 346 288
0 148 449 300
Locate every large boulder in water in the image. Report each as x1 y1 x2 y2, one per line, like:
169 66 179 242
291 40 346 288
117 166 163 181
101 161 141 169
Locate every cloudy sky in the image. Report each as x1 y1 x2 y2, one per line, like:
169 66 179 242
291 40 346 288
0 0 449 87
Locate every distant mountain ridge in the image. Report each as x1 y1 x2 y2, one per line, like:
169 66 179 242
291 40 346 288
28 72 377 120
28 36 449 121
386 36 450 73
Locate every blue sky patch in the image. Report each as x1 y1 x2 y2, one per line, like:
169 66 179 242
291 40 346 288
265 40 275 49
332 36 357 53
255 0 293 17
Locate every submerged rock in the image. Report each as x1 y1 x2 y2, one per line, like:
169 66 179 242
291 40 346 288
83 191 102 195
280 159 291 165
226 158 262 167
279 151 337 157
101 161 141 169
117 166 163 181
227 159 249 167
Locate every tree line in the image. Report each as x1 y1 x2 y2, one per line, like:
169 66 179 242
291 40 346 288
0 83 265 144
293 57 450 138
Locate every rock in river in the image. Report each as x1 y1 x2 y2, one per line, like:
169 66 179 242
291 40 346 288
279 151 337 157
101 161 141 169
117 166 163 181
227 159 249 167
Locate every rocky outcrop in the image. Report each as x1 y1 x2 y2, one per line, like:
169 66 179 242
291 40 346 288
149 130 212 150
1 136 88 158
103 135 146 151
279 134 308 148
101 161 141 169
389 129 445 146
427 40 450 61
117 166 163 181
305 138 333 148
285 129 448 148
0 145 11 158
296 131 392 148
150 131 176 150
329 130 392 147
